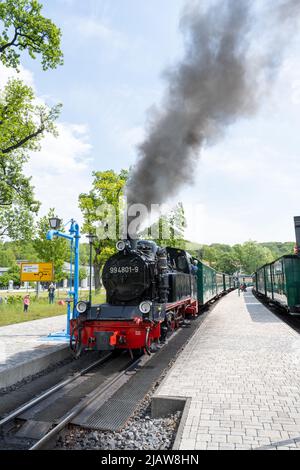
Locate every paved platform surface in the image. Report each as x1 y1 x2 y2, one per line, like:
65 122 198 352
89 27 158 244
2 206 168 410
0 316 70 388
154 291 300 450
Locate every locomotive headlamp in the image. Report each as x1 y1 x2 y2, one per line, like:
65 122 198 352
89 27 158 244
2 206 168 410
116 240 126 252
76 301 88 314
139 301 152 315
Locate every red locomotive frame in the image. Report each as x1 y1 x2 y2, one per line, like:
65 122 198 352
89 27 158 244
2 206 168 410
70 296 198 355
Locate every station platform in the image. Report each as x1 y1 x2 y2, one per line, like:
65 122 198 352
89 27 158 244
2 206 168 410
0 316 70 389
152 291 300 450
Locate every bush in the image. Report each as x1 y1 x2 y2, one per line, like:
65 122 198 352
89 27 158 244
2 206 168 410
7 295 23 304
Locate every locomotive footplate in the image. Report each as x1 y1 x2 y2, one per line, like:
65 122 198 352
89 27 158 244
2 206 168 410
94 331 117 351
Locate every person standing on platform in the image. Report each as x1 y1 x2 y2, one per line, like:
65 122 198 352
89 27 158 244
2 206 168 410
48 283 56 304
23 295 30 313
238 281 241 297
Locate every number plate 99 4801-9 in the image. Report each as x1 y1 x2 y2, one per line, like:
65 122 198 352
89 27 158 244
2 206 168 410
110 267 139 274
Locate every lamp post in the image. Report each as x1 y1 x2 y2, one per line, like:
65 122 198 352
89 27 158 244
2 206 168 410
49 217 62 230
86 234 97 305
46 218 80 339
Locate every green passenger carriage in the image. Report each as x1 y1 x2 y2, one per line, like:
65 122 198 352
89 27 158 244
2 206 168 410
196 260 234 307
254 255 300 315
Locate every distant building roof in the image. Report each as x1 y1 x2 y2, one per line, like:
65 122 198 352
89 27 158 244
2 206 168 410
62 262 93 274
0 267 9 274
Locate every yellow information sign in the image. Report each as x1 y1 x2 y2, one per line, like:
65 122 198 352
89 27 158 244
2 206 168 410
20 263 54 282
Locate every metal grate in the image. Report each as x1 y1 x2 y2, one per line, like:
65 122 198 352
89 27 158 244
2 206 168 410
81 316 208 431
26 355 131 423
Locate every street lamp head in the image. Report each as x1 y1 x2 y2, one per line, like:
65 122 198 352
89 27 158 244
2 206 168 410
87 233 97 244
49 217 61 230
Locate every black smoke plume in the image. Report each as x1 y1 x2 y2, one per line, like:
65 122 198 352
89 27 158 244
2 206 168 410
125 0 300 236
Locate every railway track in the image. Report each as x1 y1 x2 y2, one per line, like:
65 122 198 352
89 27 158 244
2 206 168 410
0 297 220 451
0 352 141 450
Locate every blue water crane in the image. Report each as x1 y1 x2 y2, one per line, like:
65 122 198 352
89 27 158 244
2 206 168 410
46 218 80 339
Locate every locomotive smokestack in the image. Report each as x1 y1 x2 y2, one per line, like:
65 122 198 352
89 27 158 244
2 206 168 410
125 0 300 230
128 235 137 251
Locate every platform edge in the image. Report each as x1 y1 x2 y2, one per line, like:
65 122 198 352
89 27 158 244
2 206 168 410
0 345 70 389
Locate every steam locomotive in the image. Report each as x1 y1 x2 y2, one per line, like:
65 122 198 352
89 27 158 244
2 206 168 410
70 239 233 356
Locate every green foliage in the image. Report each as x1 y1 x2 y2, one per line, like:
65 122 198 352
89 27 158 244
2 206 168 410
0 243 15 265
6 294 22 304
0 1 63 240
0 78 61 239
79 170 129 290
213 251 239 274
0 79 61 157
0 0 63 70
233 241 274 274
79 243 90 266
33 209 69 282
162 203 186 248
259 242 294 259
0 263 20 287
5 239 38 261
79 267 87 282
189 241 289 275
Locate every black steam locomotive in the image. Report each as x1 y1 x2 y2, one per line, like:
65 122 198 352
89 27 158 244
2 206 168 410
70 239 198 355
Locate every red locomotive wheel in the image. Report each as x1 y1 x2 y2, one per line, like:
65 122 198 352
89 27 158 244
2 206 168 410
70 326 83 359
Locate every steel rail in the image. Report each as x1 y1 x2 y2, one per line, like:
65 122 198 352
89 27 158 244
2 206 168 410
0 353 112 429
29 355 143 450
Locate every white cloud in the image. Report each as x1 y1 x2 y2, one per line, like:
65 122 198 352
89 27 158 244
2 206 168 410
184 203 252 245
31 123 92 174
0 63 35 89
25 123 93 224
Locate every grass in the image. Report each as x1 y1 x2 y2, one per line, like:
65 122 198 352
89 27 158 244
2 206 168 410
0 290 106 327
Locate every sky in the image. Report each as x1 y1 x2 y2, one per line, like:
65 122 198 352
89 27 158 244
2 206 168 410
2 0 300 245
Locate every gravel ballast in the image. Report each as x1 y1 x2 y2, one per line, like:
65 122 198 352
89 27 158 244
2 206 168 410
56 345 185 451
56 393 181 451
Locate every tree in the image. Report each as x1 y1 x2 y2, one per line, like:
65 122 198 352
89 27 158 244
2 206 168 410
165 203 186 248
79 267 87 283
0 79 61 238
233 241 274 274
201 246 219 268
215 252 240 275
4 239 38 263
0 243 15 265
0 79 61 159
260 242 294 259
79 170 129 291
0 264 20 287
0 0 63 70
79 243 90 266
0 0 63 240
34 209 69 283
